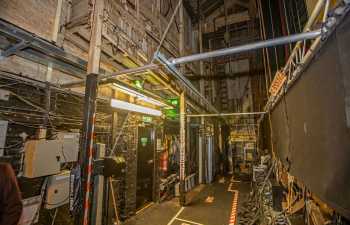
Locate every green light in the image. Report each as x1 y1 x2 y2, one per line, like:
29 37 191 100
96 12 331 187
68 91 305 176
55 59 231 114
167 98 179 106
164 108 178 119
134 80 143 89
142 116 152 123
141 137 148 146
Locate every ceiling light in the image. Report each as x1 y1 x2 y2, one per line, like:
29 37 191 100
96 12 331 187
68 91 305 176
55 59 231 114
112 83 168 107
111 99 162 117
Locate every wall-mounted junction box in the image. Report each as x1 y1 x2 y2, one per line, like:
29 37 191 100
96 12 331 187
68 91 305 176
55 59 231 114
44 170 70 209
23 132 80 178
23 140 61 178
57 132 80 163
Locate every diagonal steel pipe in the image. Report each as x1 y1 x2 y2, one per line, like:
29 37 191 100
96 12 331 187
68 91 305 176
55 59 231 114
169 30 322 65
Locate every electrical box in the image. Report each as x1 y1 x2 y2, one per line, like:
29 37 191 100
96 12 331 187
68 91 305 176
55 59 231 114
23 140 61 178
57 132 80 163
44 170 70 209
20 195 42 225
0 120 8 156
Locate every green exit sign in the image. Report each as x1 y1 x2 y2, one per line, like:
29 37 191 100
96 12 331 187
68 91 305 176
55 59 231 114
167 98 179 107
142 116 152 123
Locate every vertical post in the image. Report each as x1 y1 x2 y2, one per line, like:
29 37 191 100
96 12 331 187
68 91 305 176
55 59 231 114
218 123 223 175
198 117 204 184
136 0 140 19
198 11 205 184
44 0 63 131
208 39 216 103
179 0 185 73
80 73 99 225
199 16 205 98
111 90 119 142
179 92 186 205
178 1 186 204
87 0 104 74
79 1 104 225
91 144 106 225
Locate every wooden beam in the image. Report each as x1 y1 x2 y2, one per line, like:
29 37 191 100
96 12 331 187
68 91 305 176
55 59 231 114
203 11 250 33
87 0 104 74
179 91 186 206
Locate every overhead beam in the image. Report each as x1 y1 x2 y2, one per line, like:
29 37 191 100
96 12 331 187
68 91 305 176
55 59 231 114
186 111 266 117
203 11 250 33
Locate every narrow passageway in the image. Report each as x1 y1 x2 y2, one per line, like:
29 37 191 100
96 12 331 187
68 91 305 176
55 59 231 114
124 177 250 225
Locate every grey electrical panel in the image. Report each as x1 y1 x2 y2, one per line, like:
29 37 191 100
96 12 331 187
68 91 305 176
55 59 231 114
44 170 70 209
57 132 80 163
23 140 61 178
20 195 42 225
0 120 8 156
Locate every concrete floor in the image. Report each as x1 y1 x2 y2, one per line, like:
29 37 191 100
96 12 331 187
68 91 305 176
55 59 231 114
123 177 250 225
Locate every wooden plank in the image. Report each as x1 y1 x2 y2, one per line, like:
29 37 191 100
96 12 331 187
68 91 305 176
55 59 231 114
203 11 250 33
0 0 57 41
87 0 104 74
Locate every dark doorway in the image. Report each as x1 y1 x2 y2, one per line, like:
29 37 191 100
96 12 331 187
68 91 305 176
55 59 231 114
136 126 155 209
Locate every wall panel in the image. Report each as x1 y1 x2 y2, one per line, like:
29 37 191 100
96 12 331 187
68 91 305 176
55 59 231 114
271 15 350 219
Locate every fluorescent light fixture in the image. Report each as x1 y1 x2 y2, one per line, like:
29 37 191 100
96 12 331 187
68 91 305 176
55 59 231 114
137 96 167 107
111 99 162 116
113 83 139 97
112 83 168 107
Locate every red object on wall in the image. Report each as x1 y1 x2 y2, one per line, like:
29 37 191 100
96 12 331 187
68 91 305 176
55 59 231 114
160 151 168 172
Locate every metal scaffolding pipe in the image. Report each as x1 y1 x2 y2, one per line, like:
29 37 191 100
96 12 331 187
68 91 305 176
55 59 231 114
170 29 322 65
62 64 159 88
186 112 267 117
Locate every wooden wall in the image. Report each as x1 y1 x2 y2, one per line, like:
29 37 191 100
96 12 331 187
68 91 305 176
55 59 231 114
0 0 58 41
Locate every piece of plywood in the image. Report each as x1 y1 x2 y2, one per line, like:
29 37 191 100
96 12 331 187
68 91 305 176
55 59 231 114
0 0 57 41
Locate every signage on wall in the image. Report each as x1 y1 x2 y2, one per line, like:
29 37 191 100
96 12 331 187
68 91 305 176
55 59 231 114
142 116 152 123
140 137 148 147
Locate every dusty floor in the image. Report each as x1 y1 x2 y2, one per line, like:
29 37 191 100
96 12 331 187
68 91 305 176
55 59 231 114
123 177 250 225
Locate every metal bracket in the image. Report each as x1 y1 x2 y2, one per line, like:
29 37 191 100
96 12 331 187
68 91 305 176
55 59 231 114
0 41 31 60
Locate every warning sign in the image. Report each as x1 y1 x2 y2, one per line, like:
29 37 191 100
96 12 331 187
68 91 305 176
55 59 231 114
269 71 287 96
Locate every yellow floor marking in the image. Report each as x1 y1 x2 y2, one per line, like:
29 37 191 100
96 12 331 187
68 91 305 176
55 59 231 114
167 207 185 225
176 218 204 225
